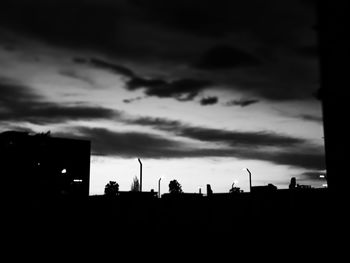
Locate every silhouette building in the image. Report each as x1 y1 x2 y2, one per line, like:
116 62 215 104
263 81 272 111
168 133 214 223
0 131 91 198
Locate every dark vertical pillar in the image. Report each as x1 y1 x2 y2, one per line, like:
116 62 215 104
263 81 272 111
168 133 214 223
317 1 350 192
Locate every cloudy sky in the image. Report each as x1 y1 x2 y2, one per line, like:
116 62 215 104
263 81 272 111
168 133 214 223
0 0 325 194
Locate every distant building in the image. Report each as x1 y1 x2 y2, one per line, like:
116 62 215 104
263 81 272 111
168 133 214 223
288 177 313 190
296 184 313 189
0 131 91 198
251 184 278 194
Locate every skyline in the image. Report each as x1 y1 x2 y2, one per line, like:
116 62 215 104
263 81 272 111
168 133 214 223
0 0 325 194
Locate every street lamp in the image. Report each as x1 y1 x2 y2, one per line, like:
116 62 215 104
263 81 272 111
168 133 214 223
320 174 328 188
158 177 162 198
243 168 252 192
138 158 142 192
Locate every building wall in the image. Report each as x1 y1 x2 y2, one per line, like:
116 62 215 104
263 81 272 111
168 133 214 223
0 131 90 199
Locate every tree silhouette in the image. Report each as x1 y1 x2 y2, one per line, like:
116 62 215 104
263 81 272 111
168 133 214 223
207 184 213 196
169 179 183 194
130 176 140 192
289 177 297 189
104 181 119 196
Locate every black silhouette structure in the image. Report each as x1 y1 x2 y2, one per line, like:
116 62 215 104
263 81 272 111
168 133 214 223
317 1 350 194
0 131 90 199
251 183 277 193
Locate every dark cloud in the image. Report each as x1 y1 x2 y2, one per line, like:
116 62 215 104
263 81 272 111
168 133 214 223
130 0 313 42
228 69 319 101
72 57 213 102
2 45 16 52
59 69 95 85
0 78 119 125
0 0 318 102
200 96 218 106
225 99 260 107
298 114 323 123
73 57 88 64
126 77 212 101
75 127 183 159
0 1 316 57
122 115 325 169
72 57 135 77
89 58 135 77
0 77 42 106
264 150 325 170
0 0 123 52
56 125 325 170
125 116 307 147
130 0 235 37
126 117 183 131
123 97 144 104
55 126 196 159
175 127 306 148
194 45 260 70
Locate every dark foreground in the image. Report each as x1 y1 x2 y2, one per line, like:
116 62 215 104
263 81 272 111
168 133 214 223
3 188 347 260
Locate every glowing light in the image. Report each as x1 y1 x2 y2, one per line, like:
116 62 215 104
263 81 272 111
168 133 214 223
73 179 83 183
61 169 67 174
322 184 327 187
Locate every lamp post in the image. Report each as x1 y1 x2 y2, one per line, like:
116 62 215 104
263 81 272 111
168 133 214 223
138 158 142 192
243 168 252 192
158 177 162 198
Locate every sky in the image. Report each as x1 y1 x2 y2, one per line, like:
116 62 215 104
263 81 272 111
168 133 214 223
0 0 326 195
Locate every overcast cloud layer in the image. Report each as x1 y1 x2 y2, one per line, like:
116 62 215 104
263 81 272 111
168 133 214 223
0 0 324 189
0 0 319 102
